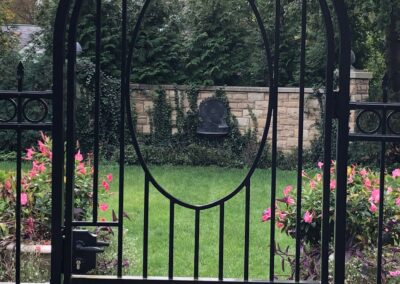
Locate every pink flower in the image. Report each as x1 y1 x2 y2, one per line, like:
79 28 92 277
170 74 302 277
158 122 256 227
392 169 400 178
278 196 295 206
364 178 371 188
369 189 380 204
369 203 377 213
5 180 12 191
387 186 393 194
279 212 287 221
310 180 316 189
107 174 113 183
276 222 284 229
262 208 271 222
99 203 109 212
21 193 28 206
102 180 110 192
389 270 400 277
77 163 86 175
318 162 324 169
360 168 367 177
330 180 336 190
37 163 46 173
303 211 313 224
40 131 47 141
283 185 292 196
396 198 400 207
75 150 83 162
347 176 353 184
316 173 322 182
29 168 37 178
25 148 35 160
38 141 47 156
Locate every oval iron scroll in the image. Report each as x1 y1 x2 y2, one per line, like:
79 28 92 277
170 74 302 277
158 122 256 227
125 0 274 210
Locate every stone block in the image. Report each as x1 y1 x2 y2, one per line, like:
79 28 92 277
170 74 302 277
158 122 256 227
231 111 243 117
228 93 248 101
143 125 151 134
135 103 144 114
237 117 250 127
255 101 268 109
137 117 148 125
247 92 265 102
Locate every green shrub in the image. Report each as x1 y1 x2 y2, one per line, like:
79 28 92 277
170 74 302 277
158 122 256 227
0 133 114 242
264 162 400 281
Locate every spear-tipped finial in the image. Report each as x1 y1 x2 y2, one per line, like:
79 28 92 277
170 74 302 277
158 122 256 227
17 62 24 92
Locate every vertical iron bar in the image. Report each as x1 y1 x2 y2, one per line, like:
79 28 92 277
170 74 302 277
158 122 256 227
318 0 335 282
295 0 307 280
15 130 21 284
218 204 224 280
118 0 127 277
169 201 175 279
270 0 281 280
92 0 102 223
64 1 82 279
376 77 388 284
244 181 251 281
143 174 149 278
331 0 351 282
51 1 72 283
15 62 23 284
194 210 200 279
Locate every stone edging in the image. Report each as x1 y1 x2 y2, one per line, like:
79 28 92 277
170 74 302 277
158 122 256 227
130 83 315 94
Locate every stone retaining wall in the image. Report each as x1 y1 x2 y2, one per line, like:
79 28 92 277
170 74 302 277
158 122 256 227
131 70 372 152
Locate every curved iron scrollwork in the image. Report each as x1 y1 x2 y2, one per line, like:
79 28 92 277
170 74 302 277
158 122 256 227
0 98 17 122
387 111 400 135
356 109 382 134
123 0 275 211
22 98 49 123
352 107 400 137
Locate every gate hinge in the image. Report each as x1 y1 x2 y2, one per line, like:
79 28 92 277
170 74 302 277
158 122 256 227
61 226 66 273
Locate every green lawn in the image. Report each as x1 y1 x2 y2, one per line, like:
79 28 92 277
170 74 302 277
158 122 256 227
0 162 297 281
96 165 296 280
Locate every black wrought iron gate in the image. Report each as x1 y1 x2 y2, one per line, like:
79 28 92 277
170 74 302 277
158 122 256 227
48 0 354 283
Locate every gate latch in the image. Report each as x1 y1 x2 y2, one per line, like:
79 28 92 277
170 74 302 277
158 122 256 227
72 230 109 274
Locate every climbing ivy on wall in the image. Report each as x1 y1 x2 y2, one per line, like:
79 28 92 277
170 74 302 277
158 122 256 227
151 88 172 143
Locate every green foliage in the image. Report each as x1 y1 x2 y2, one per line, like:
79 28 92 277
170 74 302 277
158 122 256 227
131 0 186 84
75 58 122 156
151 88 172 143
183 85 200 141
174 87 185 135
77 0 124 77
0 134 114 242
267 163 400 280
184 0 264 85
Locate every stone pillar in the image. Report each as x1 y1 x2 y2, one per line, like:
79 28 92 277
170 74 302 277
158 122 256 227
349 70 373 132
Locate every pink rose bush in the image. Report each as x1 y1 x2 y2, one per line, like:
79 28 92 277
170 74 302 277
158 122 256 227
263 161 400 246
0 133 114 242
263 161 400 280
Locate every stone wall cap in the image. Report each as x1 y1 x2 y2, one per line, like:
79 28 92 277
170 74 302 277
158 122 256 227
350 70 373 79
130 83 314 94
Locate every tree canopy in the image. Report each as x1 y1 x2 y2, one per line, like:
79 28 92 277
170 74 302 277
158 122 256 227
0 0 399 96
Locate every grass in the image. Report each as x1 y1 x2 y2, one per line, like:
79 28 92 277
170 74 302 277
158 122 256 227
96 165 296 280
0 162 297 281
